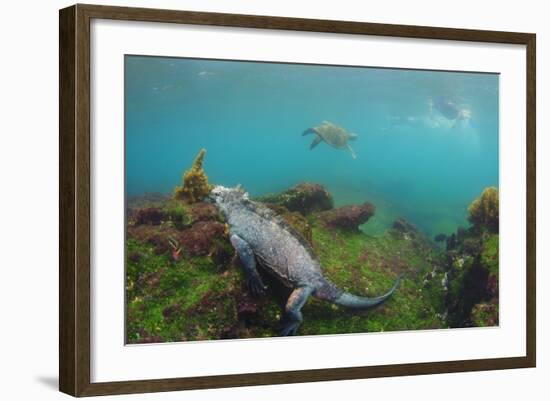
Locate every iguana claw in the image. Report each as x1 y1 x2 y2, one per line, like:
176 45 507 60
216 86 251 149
247 277 267 297
278 321 300 336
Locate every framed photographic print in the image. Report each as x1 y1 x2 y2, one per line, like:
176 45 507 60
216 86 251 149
59 4 536 397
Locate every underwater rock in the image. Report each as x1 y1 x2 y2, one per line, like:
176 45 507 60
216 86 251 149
445 233 457 251
162 200 192 230
162 200 223 230
446 257 490 327
391 217 419 236
136 267 167 294
434 233 447 242
256 182 333 215
127 192 169 210
486 275 498 298
461 237 482 256
127 201 227 258
127 225 180 255
468 186 499 233
127 250 143 263
444 227 499 327
470 301 499 327
442 189 500 327
136 333 165 344
127 183 459 342
237 297 260 320
134 207 167 226
188 202 221 223
162 303 181 321
177 221 228 257
317 202 375 231
174 149 213 204
210 242 235 270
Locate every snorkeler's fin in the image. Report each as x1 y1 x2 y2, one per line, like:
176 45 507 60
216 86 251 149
310 136 322 150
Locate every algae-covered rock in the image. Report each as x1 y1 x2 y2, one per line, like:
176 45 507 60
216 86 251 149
316 202 375 231
174 149 213 204
127 196 228 261
392 217 419 236
471 300 499 327
444 227 499 327
126 180 465 342
134 207 167 226
127 192 169 210
126 179 505 340
256 182 333 215
468 186 499 233
126 195 447 342
177 221 227 257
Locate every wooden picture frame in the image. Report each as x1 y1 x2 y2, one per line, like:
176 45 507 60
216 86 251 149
59 3 536 397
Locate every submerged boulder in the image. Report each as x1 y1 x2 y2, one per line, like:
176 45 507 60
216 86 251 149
392 217 419 236
126 180 456 342
256 182 333 215
177 221 228 257
128 197 229 260
471 300 499 327
317 202 375 231
133 207 167 226
444 228 499 327
127 192 169 208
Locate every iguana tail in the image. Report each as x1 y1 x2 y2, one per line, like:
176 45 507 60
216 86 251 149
333 275 402 309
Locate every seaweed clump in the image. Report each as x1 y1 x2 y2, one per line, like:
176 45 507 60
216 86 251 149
440 188 500 328
467 187 499 233
174 149 212 204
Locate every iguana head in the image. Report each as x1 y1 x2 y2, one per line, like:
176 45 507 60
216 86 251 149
208 185 248 216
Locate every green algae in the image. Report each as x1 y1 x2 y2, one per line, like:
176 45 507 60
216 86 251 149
299 219 445 335
163 199 192 230
126 214 448 343
126 184 501 342
126 238 241 343
481 234 499 278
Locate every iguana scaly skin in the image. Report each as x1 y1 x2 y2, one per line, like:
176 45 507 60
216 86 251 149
209 185 401 336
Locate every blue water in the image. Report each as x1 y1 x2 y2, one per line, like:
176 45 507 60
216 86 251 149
125 56 499 238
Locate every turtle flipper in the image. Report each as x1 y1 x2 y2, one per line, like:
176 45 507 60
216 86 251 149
302 128 316 136
347 144 357 159
310 135 323 150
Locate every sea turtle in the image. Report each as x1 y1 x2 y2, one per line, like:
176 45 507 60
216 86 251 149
302 121 358 159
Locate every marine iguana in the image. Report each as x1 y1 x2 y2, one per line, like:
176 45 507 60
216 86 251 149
208 185 401 336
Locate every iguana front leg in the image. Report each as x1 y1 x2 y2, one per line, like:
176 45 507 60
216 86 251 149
230 234 266 297
279 286 314 336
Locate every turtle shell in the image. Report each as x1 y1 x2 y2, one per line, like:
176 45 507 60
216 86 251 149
315 121 350 149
